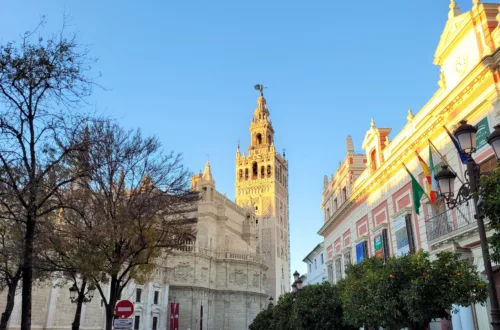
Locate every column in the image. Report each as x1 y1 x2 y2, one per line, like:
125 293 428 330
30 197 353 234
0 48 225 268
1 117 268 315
145 284 153 330
44 284 59 329
458 305 475 330
451 305 463 330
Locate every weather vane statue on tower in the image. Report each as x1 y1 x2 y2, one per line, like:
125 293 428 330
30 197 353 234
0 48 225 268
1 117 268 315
254 84 265 96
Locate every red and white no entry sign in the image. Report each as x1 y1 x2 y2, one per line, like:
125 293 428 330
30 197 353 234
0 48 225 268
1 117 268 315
115 300 134 319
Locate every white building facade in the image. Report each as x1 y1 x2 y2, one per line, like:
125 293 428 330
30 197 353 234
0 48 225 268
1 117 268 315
302 243 327 285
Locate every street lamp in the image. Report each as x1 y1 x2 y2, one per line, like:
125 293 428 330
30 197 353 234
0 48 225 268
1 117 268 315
268 296 274 309
434 119 500 329
69 283 78 303
488 124 500 160
69 282 97 304
291 271 303 296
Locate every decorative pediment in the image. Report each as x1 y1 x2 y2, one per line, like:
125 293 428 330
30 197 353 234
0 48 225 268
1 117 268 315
434 13 470 66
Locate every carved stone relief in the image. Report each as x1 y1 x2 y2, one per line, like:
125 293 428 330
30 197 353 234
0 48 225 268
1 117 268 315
252 273 260 288
174 262 194 281
229 269 247 286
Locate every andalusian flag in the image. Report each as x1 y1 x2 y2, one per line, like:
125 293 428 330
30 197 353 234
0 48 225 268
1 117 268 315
428 144 439 203
416 151 437 204
403 164 425 215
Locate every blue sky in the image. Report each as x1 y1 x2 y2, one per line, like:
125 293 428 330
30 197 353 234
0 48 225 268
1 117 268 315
1 0 468 277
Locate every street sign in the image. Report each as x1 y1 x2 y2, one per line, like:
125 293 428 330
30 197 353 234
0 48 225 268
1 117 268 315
115 300 134 319
113 318 132 329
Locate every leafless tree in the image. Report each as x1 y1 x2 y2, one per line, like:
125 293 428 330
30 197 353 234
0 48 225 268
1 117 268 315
45 120 198 330
0 17 98 330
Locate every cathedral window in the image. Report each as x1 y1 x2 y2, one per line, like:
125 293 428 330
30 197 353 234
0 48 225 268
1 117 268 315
239 169 243 181
261 166 265 178
134 316 140 330
252 162 258 179
152 316 158 330
135 288 142 303
245 168 249 180
256 133 262 145
267 165 271 177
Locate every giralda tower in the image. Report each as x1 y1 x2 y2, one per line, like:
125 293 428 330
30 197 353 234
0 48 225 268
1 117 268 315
235 85 290 300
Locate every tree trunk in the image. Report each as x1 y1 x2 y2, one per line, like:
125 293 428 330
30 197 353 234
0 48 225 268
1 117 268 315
72 280 87 330
20 218 35 330
0 276 21 330
105 276 118 330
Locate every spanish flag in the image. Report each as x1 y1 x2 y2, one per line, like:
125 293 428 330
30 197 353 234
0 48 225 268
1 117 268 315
416 151 437 204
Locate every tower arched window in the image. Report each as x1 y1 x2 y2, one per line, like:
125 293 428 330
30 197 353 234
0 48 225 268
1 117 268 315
239 169 243 181
245 168 249 180
267 165 271 177
261 166 265 178
252 162 258 179
256 133 262 145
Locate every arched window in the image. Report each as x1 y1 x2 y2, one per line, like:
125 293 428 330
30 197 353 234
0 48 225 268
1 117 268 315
239 169 243 181
267 165 271 177
256 133 262 145
261 166 265 178
245 168 249 180
252 162 258 178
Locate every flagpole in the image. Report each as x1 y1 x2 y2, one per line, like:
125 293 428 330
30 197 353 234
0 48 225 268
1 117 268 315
402 163 439 214
428 139 464 184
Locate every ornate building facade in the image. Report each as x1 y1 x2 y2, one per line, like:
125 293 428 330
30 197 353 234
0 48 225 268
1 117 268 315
235 88 291 300
319 2 500 329
0 162 268 330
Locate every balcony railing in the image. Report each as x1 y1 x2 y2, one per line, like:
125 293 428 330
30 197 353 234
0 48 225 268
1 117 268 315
172 244 264 263
425 201 476 242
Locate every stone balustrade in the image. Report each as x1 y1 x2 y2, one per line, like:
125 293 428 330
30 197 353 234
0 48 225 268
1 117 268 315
173 244 264 263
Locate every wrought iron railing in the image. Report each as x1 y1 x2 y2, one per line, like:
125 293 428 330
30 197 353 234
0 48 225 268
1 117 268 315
425 201 475 242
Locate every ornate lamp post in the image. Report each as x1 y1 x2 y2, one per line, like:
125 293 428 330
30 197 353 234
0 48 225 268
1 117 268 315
268 296 274 309
434 120 500 330
69 282 96 304
292 271 303 296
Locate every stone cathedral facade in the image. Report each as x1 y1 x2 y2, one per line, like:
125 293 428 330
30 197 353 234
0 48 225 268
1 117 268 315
0 89 287 330
235 89 291 299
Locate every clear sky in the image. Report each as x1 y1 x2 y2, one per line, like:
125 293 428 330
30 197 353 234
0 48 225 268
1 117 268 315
1 0 471 278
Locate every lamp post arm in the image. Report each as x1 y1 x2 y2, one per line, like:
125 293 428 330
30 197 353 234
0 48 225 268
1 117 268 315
467 156 500 329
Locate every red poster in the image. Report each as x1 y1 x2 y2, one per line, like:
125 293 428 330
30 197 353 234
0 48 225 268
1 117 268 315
174 303 180 330
169 303 174 330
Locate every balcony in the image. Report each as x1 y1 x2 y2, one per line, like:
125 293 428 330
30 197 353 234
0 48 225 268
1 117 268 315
425 201 477 243
172 244 265 264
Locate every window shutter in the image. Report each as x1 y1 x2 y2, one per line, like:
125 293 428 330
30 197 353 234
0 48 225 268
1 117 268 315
405 214 416 254
382 229 390 262
362 241 369 258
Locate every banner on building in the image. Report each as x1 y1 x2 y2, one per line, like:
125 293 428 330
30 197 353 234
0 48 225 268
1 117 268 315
356 242 365 263
169 303 179 330
373 232 384 258
394 215 410 256
475 117 491 151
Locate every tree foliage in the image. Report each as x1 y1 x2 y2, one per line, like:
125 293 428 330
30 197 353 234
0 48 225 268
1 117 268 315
340 251 487 330
0 17 97 330
249 307 274 330
44 120 198 330
291 282 355 330
480 162 500 262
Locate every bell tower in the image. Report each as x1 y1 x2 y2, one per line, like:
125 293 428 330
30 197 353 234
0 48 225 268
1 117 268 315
235 85 290 300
